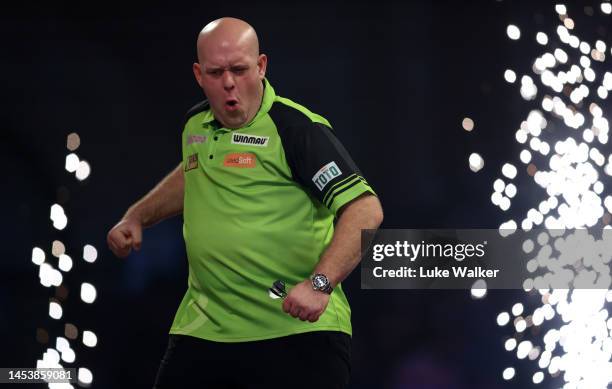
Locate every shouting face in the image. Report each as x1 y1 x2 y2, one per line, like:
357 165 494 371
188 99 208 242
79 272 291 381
193 18 267 129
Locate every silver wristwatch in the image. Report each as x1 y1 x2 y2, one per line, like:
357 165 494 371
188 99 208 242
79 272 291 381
311 273 333 294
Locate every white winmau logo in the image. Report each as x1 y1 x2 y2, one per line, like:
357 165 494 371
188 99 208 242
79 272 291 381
231 133 269 147
312 162 342 191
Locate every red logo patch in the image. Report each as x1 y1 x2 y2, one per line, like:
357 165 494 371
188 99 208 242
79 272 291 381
223 153 256 168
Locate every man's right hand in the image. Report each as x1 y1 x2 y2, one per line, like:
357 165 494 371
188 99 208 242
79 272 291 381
107 217 143 258
106 162 184 258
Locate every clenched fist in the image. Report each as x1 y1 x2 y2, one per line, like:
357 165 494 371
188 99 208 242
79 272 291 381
107 217 143 258
282 280 330 322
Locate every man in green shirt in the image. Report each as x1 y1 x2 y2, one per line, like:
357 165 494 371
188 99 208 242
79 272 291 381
107 17 383 389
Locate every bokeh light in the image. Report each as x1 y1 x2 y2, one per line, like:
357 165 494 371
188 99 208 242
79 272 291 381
80 283 97 304
462 117 475 132
507 25 521 40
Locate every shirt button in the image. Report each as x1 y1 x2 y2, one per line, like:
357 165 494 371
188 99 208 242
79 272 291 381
209 155 213 159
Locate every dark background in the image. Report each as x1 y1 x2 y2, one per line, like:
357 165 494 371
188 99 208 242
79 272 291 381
2 1 610 388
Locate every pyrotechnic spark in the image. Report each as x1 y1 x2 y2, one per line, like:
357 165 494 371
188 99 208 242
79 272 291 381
466 4 612 387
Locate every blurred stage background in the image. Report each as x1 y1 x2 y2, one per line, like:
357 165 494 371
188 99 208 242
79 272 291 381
2 1 611 388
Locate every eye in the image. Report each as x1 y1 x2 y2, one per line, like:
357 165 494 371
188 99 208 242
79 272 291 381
207 69 223 77
231 67 247 75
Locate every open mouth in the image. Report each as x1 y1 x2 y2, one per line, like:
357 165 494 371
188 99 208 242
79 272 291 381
225 99 238 108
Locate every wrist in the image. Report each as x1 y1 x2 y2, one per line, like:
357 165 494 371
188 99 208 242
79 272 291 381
124 208 147 226
310 273 333 294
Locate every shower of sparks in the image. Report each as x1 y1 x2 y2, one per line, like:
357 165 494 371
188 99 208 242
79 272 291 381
467 4 612 388
33 132 96 388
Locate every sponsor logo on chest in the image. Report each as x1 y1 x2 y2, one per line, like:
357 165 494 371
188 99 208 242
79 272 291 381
223 153 257 168
187 134 207 145
185 153 199 171
312 161 342 191
231 133 269 147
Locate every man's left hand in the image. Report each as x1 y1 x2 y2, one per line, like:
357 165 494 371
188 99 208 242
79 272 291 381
282 280 330 322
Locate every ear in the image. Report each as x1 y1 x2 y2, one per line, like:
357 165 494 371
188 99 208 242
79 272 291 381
193 62 204 88
257 54 267 80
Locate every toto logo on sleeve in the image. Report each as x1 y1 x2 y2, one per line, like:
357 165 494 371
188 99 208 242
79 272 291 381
312 161 342 191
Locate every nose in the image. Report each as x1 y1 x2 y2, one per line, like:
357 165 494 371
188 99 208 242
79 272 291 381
222 70 235 90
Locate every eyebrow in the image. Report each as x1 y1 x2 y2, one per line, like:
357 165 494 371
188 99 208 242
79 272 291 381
205 64 249 71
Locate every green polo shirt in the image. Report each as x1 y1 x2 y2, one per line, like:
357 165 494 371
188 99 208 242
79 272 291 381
170 78 375 342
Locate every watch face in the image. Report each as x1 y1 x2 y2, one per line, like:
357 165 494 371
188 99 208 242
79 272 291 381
313 275 328 289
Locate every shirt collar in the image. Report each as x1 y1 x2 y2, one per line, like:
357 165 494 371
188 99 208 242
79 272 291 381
200 78 275 128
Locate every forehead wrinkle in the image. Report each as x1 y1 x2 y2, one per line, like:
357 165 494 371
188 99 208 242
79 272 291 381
201 43 257 68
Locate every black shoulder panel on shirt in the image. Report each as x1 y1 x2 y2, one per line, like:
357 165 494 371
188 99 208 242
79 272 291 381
268 101 362 208
267 100 315 187
267 100 314 131
183 100 210 127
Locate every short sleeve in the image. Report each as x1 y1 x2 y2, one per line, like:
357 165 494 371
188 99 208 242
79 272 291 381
279 121 376 215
